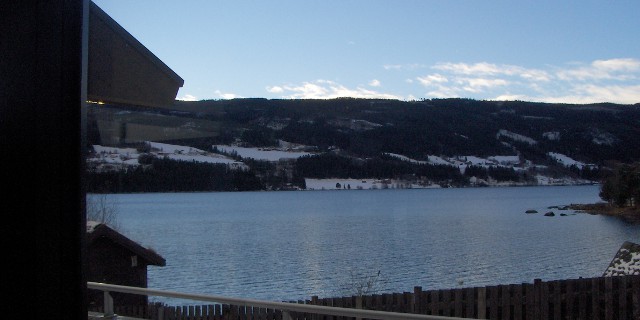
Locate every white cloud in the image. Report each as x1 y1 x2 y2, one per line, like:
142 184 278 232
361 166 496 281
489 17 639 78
593 58 640 72
459 77 508 90
266 86 284 93
383 63 426 71
556 58 640 81
418 74 507 95
433 62 551 82
416 74 448 86
271 80 401 100
262 58 639 104
427 86 462 99
411 58 640 104
434 62 505 76
541 84 640 104
519 70 551 82
493 85 640 104
214 90 242 99
383 64 403 70
177 94 198 101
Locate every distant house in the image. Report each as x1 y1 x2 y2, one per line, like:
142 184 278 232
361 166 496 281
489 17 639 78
602 241 640 277
86 221 165 309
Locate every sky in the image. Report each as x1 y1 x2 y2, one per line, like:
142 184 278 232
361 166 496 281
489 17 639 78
93 0 640 104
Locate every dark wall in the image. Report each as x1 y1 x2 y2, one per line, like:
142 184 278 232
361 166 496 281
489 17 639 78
0 1 87 319
88 238 149 308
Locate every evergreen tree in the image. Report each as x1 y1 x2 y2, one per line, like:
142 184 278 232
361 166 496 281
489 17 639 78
599 163 640 207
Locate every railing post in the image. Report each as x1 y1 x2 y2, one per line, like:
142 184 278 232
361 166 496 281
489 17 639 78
104 291 115 316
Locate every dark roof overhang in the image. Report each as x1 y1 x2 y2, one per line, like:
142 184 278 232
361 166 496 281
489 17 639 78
88 223 166 267
88 2 184 107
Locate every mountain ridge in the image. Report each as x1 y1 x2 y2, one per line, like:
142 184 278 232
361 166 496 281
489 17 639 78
86 98 640 192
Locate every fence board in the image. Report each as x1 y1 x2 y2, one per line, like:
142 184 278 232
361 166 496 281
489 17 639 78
618 276 627 320
412 287 421 314
578 279 587 320
487 286 497 320
604 277 613 320
453 288 463 318
477 287 486 319
464 287 475 319
441 289 451 317
592 277 602 320
552 281 562 320
540 281 549 320
428 290 439 315
632 276 640 320
502 285 511 320
512 284 522 320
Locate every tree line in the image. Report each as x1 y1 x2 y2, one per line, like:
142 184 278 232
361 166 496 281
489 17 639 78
87 152 554 193
86 157 264 193
599 162 640 207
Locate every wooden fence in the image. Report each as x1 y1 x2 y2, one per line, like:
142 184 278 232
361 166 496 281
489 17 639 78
90 275 640 320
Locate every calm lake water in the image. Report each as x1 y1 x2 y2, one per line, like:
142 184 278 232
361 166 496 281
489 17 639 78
98 185 640 305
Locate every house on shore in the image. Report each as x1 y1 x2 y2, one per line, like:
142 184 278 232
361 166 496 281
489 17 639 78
86 221 166 309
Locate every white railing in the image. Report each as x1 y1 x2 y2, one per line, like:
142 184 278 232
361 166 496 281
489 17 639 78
87 282 465 320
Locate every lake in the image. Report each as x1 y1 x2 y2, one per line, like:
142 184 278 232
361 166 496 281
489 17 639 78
98 185 640 305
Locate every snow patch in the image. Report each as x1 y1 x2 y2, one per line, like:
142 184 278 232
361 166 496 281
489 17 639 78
214 145 314 161
543 131 561 141
328 118 383 131
591 132 617 146
385 153 429 164
488 155 520 165
304 178 441 190
86 220 101 233
88 142 246 171
496 129 537 145
603 244 640 277
427 155 452 165
547 152 590 170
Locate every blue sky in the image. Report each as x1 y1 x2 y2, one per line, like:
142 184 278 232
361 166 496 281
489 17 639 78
93 0 640 104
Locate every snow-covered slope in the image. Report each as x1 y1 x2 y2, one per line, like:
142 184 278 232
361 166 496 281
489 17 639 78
213 145 314 161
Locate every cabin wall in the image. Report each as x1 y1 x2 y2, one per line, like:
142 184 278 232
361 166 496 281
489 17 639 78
88 237 150 308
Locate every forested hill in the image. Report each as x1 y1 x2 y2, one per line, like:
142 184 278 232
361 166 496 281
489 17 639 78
87 98 640 192
170 98 640 165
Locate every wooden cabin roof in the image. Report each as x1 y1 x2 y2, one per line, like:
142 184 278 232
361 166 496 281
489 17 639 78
87 221 166 267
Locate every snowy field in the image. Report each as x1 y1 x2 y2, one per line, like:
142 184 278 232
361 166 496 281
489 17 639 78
305 178 441 190
213 145 314 161
89 142 246 169
89 141 597 188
